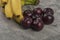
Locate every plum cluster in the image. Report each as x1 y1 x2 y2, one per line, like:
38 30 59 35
21 8 54 31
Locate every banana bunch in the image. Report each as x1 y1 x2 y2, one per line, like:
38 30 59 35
0 0 24 23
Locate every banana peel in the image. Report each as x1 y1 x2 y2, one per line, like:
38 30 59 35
12 0 24 23
1 0 8 4
11 0 22 17
13 15 24 23
0 0 2 6
4 0 13 19
0 0 25 6
1 0 8 7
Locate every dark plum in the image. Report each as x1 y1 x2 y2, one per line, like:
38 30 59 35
33 8 43 15
31 17 44 31
43 8 54 15
21 17 32 29
23 10 33 17
42 14 54 25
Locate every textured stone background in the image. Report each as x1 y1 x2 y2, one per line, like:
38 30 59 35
0 0 60 40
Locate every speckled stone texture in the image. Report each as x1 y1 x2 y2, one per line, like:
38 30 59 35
0 0 60 40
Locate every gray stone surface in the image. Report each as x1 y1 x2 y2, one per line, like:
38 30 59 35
0 0 60 40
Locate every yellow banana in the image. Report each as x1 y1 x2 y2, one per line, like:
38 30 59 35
1 0 8 4
14 16 23 23
0 0 2 6
11 0 23 17
0 0 24 7
11 0 24 23
4 0 13 19
0 0 8 7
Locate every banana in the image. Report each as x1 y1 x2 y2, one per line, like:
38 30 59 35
14 16 23 23
11 0 23 17
4 0 13 19
0 0 8 7
1 0 8 4
1 0 24 7
0 0 2 6
11 0 24 23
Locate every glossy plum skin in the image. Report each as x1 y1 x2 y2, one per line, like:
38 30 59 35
23 10 33 17
42 14 54 25
33 8 43 15
31 17 44 31
43 8 54 15
21 17 32 29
